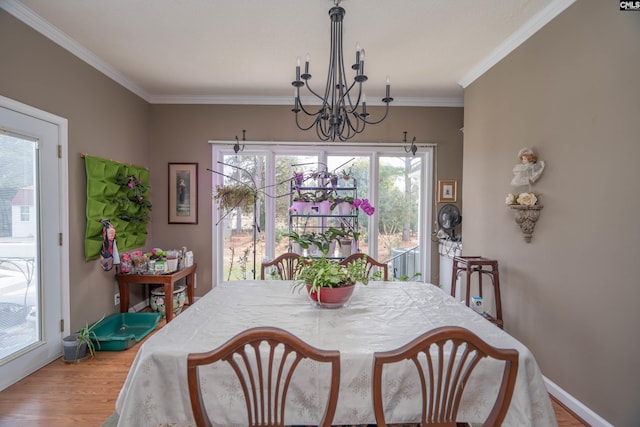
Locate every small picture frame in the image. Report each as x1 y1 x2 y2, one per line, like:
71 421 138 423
168 163 198 224
438 180 457 203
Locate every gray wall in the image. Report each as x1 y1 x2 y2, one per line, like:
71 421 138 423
462 1 639 425
0 10 150 332
147 104 464 294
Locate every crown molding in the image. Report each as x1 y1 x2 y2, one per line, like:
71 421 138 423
0 0 152 102
2 0 463 107
458 0 576 88
148 95 463 107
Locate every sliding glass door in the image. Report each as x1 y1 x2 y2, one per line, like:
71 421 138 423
376 155 423 281
215 154 266 281
212 143 432 284
0 100 66 391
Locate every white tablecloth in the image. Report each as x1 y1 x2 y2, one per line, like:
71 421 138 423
115 281 557 426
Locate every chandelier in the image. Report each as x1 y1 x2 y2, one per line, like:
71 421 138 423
291 0 393 142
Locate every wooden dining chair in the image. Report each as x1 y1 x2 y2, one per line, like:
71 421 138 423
372 326 519 427
340 253 389 281
187 326 341 427
260 252 302 280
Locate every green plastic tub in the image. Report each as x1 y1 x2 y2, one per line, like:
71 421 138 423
90 312 161 351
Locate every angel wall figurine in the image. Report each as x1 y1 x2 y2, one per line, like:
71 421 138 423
511 147 545 191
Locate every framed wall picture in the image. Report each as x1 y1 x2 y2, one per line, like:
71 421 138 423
437 180 457 203
168 163 198 224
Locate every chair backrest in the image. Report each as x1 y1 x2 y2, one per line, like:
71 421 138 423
260 253 302 280
187 326 341 427
372 326 518 427
340 253 388 281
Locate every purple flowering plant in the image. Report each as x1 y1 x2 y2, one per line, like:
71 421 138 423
353 198 375 216
293 171 305 185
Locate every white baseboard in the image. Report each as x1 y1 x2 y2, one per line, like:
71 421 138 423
129 299 149 313
128 296 200 313
544 376 613 427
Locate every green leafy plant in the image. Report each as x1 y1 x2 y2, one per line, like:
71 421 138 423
286 228 348 256
286 231 315 250
312 189 333 203
292 192 314 202
340 168 352 180
293 255 369 295
110 173 152 228
330 195 355 211
118 209 151 226
115 173 152 208
75 315 104 360
214 185 255 211
336 222 360 242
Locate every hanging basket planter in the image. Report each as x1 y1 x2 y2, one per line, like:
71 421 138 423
213 185 254 212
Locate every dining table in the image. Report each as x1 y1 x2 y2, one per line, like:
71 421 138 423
115 280 558 427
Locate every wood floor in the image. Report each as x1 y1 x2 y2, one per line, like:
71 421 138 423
0 319 588 427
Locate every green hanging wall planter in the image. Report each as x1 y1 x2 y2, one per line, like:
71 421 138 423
83 155 151 260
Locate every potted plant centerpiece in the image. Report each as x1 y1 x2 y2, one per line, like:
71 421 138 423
293 255 369 308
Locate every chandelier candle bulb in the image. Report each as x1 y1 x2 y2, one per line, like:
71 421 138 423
296 57 301 81
305 53 310 74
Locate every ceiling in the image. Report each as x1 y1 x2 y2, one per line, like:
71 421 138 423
3 0 574 106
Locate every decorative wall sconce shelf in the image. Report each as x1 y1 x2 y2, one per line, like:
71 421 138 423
509 205 543 243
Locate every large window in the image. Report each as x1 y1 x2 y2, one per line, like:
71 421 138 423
211 142 433 284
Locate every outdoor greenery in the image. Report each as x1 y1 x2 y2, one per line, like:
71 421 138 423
218 153 421 280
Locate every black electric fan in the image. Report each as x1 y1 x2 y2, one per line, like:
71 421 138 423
437 204 462 240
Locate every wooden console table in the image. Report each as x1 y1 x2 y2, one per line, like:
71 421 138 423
116 263 197 322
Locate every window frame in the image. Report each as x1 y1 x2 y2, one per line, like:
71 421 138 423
20 205 30 222
211 141 433 284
